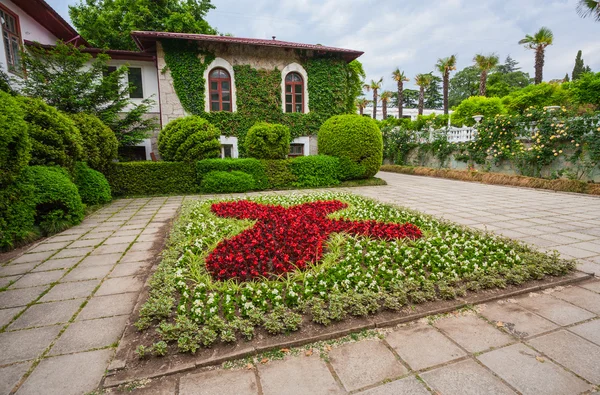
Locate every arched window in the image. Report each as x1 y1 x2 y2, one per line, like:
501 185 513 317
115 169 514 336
285 72 304 113
209 68 232 112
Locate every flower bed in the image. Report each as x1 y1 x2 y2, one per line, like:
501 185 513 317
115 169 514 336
135 192 574 355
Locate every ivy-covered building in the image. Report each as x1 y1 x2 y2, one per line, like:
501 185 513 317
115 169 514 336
130 31 363 158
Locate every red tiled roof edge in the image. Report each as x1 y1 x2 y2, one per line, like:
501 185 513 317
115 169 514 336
24 40 155 61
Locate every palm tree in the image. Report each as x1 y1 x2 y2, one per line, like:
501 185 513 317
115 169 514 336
474 53 499 96
363 78 383 119
577 0 600 21
415 73 433 116
391 68 410 118
380 91 393 119
435 55 457 115
518 27 554 84
356 98 370 115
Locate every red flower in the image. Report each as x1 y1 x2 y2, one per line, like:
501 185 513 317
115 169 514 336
205 200 422 281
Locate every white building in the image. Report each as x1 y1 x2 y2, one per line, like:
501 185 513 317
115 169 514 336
363 106 450 121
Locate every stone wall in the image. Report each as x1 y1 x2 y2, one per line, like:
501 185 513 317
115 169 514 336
156 42 187 127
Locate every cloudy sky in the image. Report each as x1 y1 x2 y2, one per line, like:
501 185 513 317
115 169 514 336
49 0 599 92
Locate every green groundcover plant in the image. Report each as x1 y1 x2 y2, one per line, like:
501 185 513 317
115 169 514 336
135 192 573 355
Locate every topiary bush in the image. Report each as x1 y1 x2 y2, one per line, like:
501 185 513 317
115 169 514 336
106 162 198 196
197 158 268 190
18 97 83 171
73 162 112 205
262 159 296 189
318 115 383 180
158 116 221 162
69 113 118 173
200 171 255 193
244 122 291 160
0 175 36 250
24 166 85 235
290 155 340 188
0 91 30 187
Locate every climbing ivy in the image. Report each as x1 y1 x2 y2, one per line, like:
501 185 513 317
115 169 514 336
161 40 358 156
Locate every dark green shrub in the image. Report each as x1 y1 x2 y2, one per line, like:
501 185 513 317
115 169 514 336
73 162 112 205
69 113 118 173
0 175 36 249
158 116 221 162
18 97 83 171
318 115 383 180
244 122 291 160
290 155 340 187
106 162 198 196
262 159 296 189
24 166 84 235
0 91 30 186
197 158 268 190
200 171 255 193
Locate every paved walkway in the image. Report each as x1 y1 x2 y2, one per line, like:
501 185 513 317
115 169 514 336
0 172 599 394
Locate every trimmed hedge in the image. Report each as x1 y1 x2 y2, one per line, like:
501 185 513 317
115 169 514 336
73 162 112 205
318 114 383 180
0 174 36 249
201 171 255 193
158 116 221 162
197 158 268 190
18 97 83 171
244 122 291 160
69 113 118 174
0 91 30 186
262 159 297 189
107 162 198 196
24 166 85 235
290 155 340 188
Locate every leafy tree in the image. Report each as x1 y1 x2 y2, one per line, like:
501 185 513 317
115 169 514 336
486 66 531 98
356 98 370 115
519 27 554 84
391 68 410 118
577 0 600 21
18 42 157 146
569 72 600 108
496 55 520 74
69 0 216 51
380 91 393 119
364 78 383 120
451 96 506 126
474 53 499 96
346 60 366 113
572 50 585 80
448 66 480 108
502 83 571 114
415 73 433 115
391 89 418 109
435 55 457 114
424 75 443 110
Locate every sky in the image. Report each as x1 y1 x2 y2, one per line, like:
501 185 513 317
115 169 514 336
49 0 600 92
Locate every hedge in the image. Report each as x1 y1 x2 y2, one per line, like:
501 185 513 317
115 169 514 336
201 171 255 193
106 161 198 196
262 159 297 189
0 175 36 249
244 122 291 160
158 116 221 162
197 158 268 190
24 166 85 235
73 162 112 205
69 113 118 174
0 91 30 186
318 114 383 180
290 155 340 188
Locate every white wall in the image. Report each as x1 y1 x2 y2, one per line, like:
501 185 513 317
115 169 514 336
0 0 57 75
107 59 160 113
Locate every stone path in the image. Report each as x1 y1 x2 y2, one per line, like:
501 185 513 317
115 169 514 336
1 172 599 394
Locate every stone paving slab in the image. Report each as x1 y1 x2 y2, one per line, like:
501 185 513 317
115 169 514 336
62 264 113 282
357 376 430 395
95 275 144 296
479 301 558 338
0 362 30 395
49 315 129 356
31 257 80 272
477 343 591 395
9 270 65 289
78 253 122 267
0 286 46 308
433 313 514 353
76 292 138 320
8 298 83 330
568 319 600 346
179 368 258 395
328 340 407 391
385 322 466 370
39 279 100 302
0 325 62 365
552 286 600 314
420 359 516 395
0 306 20 328
515 293 595 326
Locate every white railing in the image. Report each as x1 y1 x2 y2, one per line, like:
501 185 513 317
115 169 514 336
446 127 477 143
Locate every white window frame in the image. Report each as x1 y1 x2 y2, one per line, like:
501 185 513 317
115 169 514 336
281 63 309 113
204 58 237 112
290 136 310 157
219 135 238 158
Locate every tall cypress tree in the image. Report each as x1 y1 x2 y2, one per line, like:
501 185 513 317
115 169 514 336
564 73 570 82
572 50 585 80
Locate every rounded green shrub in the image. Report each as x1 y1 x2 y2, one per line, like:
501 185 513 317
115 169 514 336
451 96 506 126
0 175 36 250
18 97 83 171
0 91 30 186
73 162 112 205
24 166 84 235
69 113 118 173
158 116 221 162
318 115 383 180
244 122 290 160
200 171 255 193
